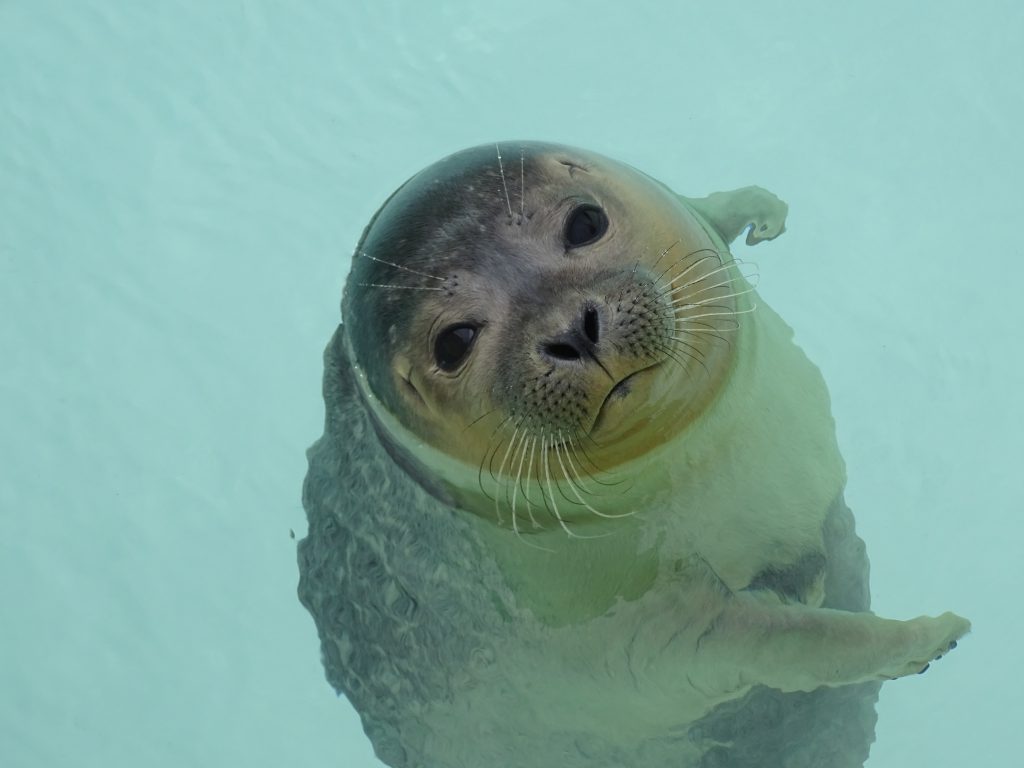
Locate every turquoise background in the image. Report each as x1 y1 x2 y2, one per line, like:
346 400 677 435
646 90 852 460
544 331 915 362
2 1 1020 766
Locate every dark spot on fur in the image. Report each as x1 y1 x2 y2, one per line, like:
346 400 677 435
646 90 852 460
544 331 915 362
745 552 826 601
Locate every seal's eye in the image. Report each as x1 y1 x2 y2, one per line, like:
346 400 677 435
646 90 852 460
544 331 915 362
434 324 477 372
564 204 609 248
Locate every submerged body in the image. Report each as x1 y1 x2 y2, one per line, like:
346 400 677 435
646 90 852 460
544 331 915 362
298 143 968 767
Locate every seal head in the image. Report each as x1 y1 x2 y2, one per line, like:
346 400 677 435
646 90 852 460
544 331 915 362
344 142 745 523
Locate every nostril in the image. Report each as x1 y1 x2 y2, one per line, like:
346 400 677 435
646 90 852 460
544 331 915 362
583 307 600 344
544 342 582 361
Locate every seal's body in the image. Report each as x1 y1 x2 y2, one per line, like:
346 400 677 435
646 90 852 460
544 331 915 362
298 143 968 768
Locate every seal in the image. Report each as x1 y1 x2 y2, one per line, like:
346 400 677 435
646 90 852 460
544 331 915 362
298 142 970 768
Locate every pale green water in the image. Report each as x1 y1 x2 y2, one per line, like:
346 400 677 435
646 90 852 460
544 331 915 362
1 1 1021 766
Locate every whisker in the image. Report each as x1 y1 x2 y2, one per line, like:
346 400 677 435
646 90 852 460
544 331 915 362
510 439 557 551
546 438 592 509
357 251 444 281
670 320 738 333
357 283 444 291
668 286 758 310
556 432 599 495
540 435 569 533
672 305 759 322
542 434 607 539
462 407 503 434
657 259 743 296
523 436 542 528
519 146 525 221
649 239 682 274
663 267 760 302
512 524 557 552
669 325 734 349
487 424 521 515
565 428 612 477
655 339 707 376
568 433 635 499
564 436 626 489
495 143 513 218
668 316 740 333
477 414 516 500
664 275 740 302
508 437 525 539
668 299 752 321
655 249 720 286
508 429 530 505
477 432 504 502
556 433 634 519
551 439 595 508
664 336 719 365
487 418 519 484
511 429 539 531
665 335 707 362
495 430 528 528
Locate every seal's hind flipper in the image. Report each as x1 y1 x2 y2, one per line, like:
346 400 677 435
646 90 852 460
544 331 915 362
683 186 789 246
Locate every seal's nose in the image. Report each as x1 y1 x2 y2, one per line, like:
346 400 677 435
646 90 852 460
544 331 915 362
541 305 601 362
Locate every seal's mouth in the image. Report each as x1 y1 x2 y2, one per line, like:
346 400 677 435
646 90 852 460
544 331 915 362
604 372 638 404
591 362 661 433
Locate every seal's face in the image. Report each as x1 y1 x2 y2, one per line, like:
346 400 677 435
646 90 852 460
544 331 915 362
344 143 746 526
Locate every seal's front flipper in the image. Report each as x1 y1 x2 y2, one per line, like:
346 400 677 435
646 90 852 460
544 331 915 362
697 593 971 695
683 186 789 246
